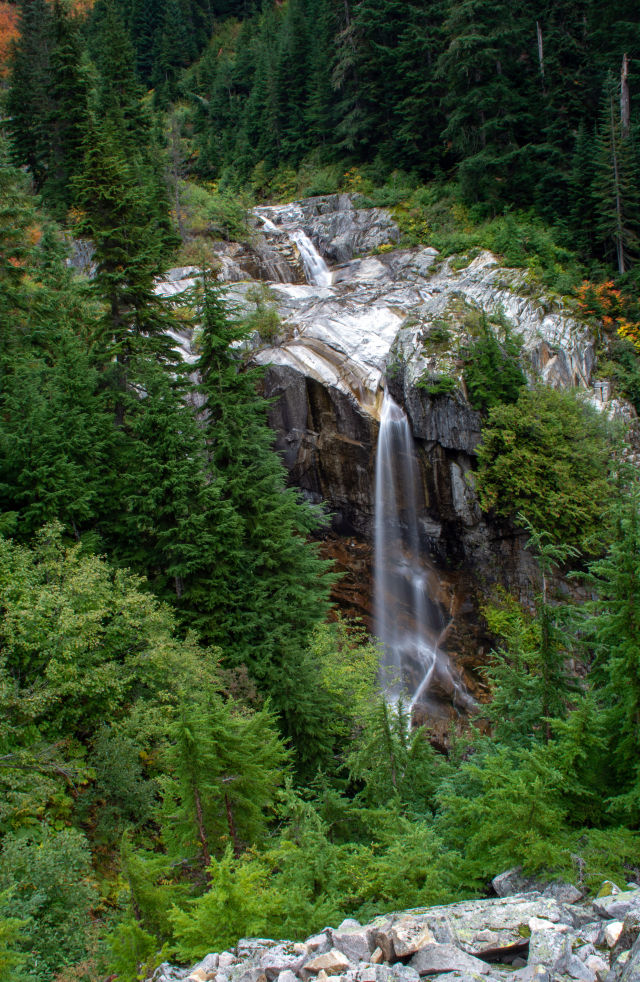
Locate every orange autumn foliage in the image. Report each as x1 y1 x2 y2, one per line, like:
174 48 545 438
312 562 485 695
576 280 640 352
0 0 94 76
0 2 19 77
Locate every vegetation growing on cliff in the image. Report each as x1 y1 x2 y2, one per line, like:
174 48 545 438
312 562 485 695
1 1 640 979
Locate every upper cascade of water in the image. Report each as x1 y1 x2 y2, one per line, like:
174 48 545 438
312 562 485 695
289 229 333 287
374 390 472 713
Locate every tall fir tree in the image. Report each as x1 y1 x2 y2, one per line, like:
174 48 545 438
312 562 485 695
6 0 55 190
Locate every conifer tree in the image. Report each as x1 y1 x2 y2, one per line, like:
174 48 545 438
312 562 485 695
6 0 54 190
593 82 640 273
161 691 289 870
188 276 335 762
580 471 640 819
45 1 92 213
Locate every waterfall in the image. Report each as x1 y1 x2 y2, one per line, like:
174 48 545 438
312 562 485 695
258 214 332 287
289 230 333 287
374 391 467 711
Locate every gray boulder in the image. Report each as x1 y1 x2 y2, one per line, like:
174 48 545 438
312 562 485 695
260 944 307 979
491 868 582 905
410 945 491 976
612 914 640 964
331 920 372 963
152 965 191 982
593 892 640 922
619 934 640 982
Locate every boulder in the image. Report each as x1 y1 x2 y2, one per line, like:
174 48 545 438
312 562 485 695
565 953 597 982
188 955 221 981
619 934 640 982
492 870 539 899
593 892 640 922
527 922 571 975
606 924 626 949
260 944 307 979
357 965 420 982
305 935 332 956
152 965 191 982
390 918 437 958
220 953 240 969
612 914 640 963
236 941 279 960
410 944 491 976
331 920 372 963
302 949 353 977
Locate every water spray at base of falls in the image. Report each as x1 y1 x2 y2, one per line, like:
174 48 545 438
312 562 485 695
374 391 472 714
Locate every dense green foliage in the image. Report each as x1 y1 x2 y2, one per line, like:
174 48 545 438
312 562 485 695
161 0 640 278
1 3 640 980
476 387 612 550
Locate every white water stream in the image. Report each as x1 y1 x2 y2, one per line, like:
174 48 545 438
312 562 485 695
374 391 472 711
289 230 333 287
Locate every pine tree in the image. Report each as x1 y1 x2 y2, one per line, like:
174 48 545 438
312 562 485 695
6 0 55 190
0 150 113 539
185 276 335 763
45 1 92 213
73 117 178 410
593 81 640 273
580 470 640 819
437 0 539 208
161 691 289 869
152 0 193 106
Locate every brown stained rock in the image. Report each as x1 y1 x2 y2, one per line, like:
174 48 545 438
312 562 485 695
370 928 396 964
391 919 437 958
303 950 352 977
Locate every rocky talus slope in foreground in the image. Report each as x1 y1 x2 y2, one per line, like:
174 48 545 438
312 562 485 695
150 874 640 982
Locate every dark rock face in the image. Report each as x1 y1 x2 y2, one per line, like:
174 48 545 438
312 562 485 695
264 366 377 538
388 373 483 456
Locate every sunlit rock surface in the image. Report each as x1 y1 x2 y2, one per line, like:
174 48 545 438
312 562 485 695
147 876 640 982
157 194 635 717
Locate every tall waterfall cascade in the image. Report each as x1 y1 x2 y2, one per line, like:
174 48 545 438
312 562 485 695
374 391 471 711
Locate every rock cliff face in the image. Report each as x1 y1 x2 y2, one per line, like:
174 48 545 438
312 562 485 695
148 875 640 982
158 194 632 712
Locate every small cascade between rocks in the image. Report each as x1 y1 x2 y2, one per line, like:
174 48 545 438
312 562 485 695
374 391 472 713
289 229 333 287
259 215 333 287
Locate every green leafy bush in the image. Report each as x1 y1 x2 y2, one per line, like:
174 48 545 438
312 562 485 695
476 386 611 551
179 180 250 242
0 827 97 982
416 373 458 397
241 283 283 342
461 313 526 412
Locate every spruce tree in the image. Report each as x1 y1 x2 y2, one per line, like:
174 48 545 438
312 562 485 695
580 470 640 819
161 691 289 869
6 0 54 190
593 82 640 273
45 1 92 213
188 276 335 762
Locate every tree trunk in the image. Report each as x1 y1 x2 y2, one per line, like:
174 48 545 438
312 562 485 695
621 52 630 138
536 22 546 93
193 785 212 871
610 96 626 275
224 792 242 857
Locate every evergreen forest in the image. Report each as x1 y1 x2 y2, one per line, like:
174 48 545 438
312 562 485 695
0 1 640 980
